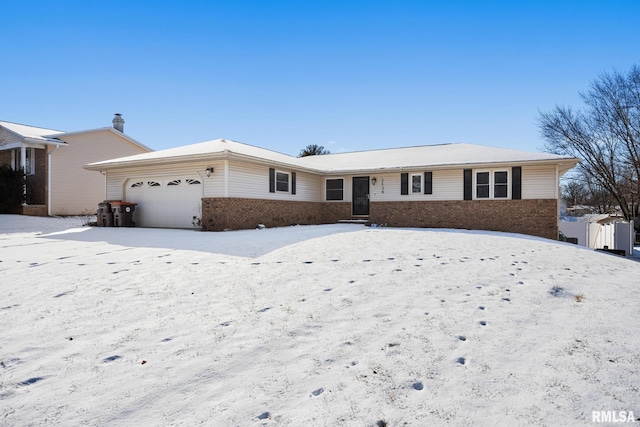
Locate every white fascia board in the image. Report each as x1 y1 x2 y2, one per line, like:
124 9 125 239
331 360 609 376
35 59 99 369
320 158 580 175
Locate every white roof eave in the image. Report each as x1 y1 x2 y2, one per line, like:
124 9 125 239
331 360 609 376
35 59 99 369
319 158 580 175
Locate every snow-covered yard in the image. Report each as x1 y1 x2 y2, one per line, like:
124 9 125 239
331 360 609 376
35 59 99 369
1 215 639 426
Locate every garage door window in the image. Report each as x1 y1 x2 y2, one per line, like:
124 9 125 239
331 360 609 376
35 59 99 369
186 179 201 185
167 179 181 186
148 181 161 187
130 182 144 188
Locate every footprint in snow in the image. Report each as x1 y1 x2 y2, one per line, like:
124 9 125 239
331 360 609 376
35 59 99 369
479 321 487 326
479 306 485 310
257 307 271 313
413 382 424 390
311 388 324 396
458 335 467 341
103 355 121 363
257 412 270 420
20 377 44 386
457 357 466 365
323 288 332 292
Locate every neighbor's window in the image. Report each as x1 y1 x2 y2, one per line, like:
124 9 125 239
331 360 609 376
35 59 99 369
494 171 508 198
11 148 35 175
326 178 344 201
476 170 508 199
276 171 289 192
411 174 422 193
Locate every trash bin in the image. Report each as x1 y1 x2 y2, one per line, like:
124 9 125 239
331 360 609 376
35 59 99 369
111 201 137 227
97 202 114 227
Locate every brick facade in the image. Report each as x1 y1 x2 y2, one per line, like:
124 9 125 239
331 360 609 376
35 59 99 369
25 148 47 205
0 151 10 166
201 197 558 239
0 148 48 213
369 199 558 239
201 198 351 231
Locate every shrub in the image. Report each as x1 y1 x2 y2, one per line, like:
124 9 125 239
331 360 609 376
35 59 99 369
0 163 25 213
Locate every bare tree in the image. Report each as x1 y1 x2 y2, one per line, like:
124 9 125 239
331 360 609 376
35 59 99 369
539 65 640 221
298 144 330 157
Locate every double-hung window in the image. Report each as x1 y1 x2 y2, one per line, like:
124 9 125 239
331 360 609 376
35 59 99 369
475 170 509 199
326 178 344 201
276 171 289 192
411 174 422 193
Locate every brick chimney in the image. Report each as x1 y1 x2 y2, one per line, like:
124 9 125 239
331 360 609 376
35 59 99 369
112 113 125 132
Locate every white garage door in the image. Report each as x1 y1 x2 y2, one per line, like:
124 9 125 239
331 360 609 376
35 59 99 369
126 177 203 228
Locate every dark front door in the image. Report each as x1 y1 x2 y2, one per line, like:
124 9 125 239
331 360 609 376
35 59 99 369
352 176 370 216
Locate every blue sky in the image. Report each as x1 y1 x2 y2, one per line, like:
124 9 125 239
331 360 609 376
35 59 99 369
2 1 638 156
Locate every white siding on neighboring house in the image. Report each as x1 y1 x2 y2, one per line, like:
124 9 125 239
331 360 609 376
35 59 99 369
50 130 149 215
0 128 21 145
521 164 557 199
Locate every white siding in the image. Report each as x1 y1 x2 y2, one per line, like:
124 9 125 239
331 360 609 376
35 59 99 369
50 130 149 215
226 160 320 202
0 128 22 145
368 169 464 202
522 165 557 199
102 162 561 214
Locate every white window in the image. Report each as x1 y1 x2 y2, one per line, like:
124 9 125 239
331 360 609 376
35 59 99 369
326 178 344 201
475 170 509 199
411 174 422 193
276 171 289 192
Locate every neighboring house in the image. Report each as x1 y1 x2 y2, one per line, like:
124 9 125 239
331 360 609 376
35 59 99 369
86 139 578 239
0 115 151 216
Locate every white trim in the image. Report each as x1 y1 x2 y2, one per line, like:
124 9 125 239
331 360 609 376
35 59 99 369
224 160 229 197
473 169 510 200
324 177 345 201
275 170 290 193
410 173 422 194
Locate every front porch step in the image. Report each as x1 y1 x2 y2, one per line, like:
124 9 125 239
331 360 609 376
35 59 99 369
337 219 369 224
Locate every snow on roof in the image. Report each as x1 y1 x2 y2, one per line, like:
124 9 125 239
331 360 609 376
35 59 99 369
0 120 65 143
86 138 300 169
87 138 578 172
297 142 577 172
55 127 153 152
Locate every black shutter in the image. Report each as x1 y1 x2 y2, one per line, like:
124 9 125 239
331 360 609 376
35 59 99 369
291 171 296 195
424 171 432 195
463 169 472 200
401 173 409 195
269 168 275 193
512 166 521 200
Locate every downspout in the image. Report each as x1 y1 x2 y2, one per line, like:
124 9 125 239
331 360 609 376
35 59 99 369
47 144 61 216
